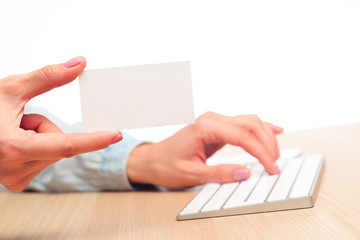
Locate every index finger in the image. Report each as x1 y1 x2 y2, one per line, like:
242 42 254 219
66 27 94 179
214 125 280 174
198 114 280 174
21 131 122 161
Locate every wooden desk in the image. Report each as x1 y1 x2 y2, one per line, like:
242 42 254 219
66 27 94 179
1 124 360 239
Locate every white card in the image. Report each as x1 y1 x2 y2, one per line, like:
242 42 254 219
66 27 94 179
79 61 194 131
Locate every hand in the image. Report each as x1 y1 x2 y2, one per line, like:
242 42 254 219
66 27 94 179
127 112 283 189
0 57 123 192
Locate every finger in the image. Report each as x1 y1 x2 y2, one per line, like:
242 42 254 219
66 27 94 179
16 56 86 101
262 123 280 159
21 131 123 161
179 160 251 185
235 116 278 160
234 128 280 174
201 164 251 183
21 114 63 133
207 122 280 174
205 113 278 160
264 123 283 159
265 122 284 134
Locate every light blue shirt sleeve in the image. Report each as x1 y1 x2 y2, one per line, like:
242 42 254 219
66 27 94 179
27 121 144 192
27 130 143 192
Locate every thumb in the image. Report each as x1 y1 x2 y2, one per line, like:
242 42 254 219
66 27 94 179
18 56 86 101
201 164 251 183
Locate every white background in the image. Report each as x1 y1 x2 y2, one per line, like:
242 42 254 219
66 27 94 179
1 0 359 142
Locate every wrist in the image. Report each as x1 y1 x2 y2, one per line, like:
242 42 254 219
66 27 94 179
127 142 155 185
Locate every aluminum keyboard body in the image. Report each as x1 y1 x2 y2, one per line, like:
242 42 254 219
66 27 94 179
177 151 324 221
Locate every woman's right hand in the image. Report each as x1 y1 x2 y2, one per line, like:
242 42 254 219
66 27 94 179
0 57 123 192
127 112 283 189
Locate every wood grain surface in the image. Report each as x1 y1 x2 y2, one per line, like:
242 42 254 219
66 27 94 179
1 123 360 239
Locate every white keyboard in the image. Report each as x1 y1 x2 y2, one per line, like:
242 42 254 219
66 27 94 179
176 149 324 221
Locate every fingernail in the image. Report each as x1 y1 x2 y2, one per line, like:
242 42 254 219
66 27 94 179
64 56 82 68
111 132 123 144
232 168 250 181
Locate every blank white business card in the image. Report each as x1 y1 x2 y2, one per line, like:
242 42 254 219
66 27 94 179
79 61 194 131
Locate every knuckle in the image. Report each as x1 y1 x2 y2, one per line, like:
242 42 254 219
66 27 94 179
63 136 76 158
203 111 216 117
176 163 203 185
186 166 211 185
196 111 215 123
195 120 208 135
214 168 226 182
249 114 261 122
245 115 262 130
40 65 54 81
240 129 253 140
195 111 216 129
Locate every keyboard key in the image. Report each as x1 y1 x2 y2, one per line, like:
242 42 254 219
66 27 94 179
179 183 220 215
201 182 239 212
223 164 265 209
177 153 325 220
207 148 302 166
267 157 303 202
244 160 286 205
279 148 302 159
289 155 323 199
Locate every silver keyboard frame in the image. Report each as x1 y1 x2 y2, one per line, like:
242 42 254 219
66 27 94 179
177 156 325 221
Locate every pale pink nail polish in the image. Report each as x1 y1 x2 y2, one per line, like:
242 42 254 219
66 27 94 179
64 56 82 68
232 168 250 181
111 133 123 144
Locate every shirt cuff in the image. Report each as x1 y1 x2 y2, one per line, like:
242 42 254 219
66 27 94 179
27 132 144 192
